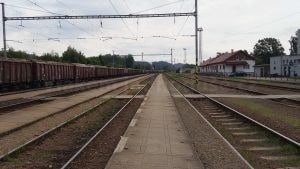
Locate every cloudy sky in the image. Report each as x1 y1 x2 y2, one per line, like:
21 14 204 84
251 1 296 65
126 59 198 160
0 0 299 64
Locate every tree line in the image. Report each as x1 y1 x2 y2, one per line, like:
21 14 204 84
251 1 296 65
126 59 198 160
0 46 136 69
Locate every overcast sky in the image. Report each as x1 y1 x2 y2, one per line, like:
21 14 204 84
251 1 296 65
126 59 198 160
0 0 299 64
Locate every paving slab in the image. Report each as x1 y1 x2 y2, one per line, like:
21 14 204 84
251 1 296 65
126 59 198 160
106 74 203 169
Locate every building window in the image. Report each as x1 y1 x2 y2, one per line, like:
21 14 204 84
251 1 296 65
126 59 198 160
223 65 225 69
283 60 285 64
274 67 276 70
243 65 250 69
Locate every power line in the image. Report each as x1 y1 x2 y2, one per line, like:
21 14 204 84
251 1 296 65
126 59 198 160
6 3 59 15
122 0 132 13
176 15 191 36
131 0 184 14
24 0 63 15
107 0 135 37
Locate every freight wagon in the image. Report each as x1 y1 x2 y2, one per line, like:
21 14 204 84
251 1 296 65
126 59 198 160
0 57 156 91
0 58 32 89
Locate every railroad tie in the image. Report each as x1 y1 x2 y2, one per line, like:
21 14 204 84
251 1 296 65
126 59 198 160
260 155 298 161
240 139 268 143
227 127 251 131
248 146 281 151
232 132 258 136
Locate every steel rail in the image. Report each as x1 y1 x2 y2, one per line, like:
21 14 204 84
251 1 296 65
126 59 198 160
181 75 300 107
203 76 300 93
0 75 153 161
165 75 254 169
167 74 300 148
0 75 144 112
181 75 268 95
60 76 152 169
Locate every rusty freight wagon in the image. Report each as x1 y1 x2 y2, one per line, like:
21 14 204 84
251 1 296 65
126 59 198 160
32 61 73 85
73 63 96 81
95 65 109 78
0 58 33 89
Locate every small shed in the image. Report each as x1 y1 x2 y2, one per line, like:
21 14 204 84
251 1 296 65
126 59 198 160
254 64 270 77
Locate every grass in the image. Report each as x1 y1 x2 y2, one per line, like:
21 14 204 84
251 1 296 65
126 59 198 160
34 150 53 158
228 98 300 128
216 76 300 88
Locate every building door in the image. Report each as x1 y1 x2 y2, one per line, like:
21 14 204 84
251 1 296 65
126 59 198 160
260 68 264 77
232 65 236 73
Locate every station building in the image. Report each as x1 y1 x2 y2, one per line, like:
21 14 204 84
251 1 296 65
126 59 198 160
200 50 255 76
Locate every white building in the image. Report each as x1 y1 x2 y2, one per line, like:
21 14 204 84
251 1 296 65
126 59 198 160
270 29 300 77
200 50 255 76
270 55 300 77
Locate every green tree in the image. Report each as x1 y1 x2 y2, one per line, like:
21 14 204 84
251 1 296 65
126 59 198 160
253 38 285 65
40 51 61 62
62 46 86 64
125 55 134 68
289 36 298 55
0 48 38 59
86 56 104 65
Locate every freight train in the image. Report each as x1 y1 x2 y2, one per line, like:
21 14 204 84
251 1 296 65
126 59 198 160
0 57 155 90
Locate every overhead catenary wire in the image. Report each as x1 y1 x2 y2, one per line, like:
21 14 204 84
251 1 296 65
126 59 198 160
131 0 185 14
21 0 121 51
2 0 197 63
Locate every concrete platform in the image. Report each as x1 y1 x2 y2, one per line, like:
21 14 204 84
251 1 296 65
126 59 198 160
106 75 203 169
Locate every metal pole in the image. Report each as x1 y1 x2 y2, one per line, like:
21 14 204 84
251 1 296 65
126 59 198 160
199 27 203 65
1 3 7 58
195 0 198 71
112 50 115 68
141 52 144 70
171 48 173 64
183 48 187 64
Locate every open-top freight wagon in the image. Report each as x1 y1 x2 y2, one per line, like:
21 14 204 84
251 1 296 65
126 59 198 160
0 57 154 90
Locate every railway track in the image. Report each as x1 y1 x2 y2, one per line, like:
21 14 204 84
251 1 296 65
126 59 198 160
167 74 300 168
203 75 300 93
0 75 155 169
0 75 144 113
180 74 300 108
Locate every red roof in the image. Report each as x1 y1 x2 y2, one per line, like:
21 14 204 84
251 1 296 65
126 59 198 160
225 61 248 65
201 50 255 66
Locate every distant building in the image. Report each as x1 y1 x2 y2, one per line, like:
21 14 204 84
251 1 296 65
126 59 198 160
270 55 300 77
297 29 300 54
200 50 255 76
254 64 270 77
179 68 195 74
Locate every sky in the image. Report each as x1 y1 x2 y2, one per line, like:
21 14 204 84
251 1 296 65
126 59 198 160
0 0 299 64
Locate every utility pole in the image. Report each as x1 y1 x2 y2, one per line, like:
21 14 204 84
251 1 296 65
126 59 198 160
112 50 115 68
183 48 187 64
194 0 198 73
171 48 174 65
1 3 6 58
199 27 203 65
141 52 144 70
